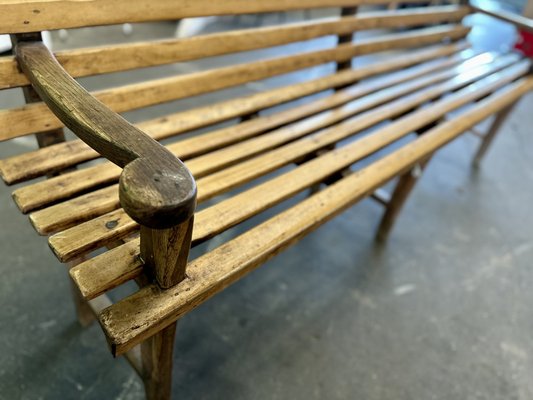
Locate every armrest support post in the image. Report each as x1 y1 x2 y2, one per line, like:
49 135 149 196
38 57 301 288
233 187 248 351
140 218 194 289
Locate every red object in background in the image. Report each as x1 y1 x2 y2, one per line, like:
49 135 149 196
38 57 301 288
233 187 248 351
514 30 533 57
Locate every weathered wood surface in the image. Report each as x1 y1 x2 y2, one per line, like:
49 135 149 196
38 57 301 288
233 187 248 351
141 323 177 400
0 25 469 142
97 76 533 356
56 59 529 264
0 0 443 34
9 49 474 215
0 6 469 89
0 42 469 186
15 41 196 229
140 219 194 289
30 51 491 235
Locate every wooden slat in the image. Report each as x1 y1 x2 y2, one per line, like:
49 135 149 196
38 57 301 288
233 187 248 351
30 55 475 235
16 41 197 230
50 59 529 263
0 6 469 89
0 24 469 142
0 42 470 185
175 61 472 178
96 76 533 357
9 47 474 212
71 65 531 301
28 52 500 236
0 0 441 34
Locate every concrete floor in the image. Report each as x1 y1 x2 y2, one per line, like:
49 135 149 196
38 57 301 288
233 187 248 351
1 9 533 400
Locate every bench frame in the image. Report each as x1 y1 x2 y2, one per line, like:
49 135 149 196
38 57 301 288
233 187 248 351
5 3 533 399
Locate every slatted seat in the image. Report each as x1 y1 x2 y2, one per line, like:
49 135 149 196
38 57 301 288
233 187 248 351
1 1 532 399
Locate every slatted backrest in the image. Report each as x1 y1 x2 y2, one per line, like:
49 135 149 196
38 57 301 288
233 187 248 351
1 0 443 33
0 1 472 180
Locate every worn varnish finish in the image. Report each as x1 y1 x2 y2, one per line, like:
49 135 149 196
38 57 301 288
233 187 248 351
0 25 469 143
0 42 470 186
0 0 441 34
140 219 194 289
16 41 197 289
0 6 469 90
141 323 178 400
30 54 479 235
15 42 196 230
98 77 533 356
50 59 530 263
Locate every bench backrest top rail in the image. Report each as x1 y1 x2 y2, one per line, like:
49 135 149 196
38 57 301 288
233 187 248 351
0 0 434 34
0 5 470 90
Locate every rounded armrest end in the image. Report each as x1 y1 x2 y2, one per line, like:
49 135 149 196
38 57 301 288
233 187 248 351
119 157 197 229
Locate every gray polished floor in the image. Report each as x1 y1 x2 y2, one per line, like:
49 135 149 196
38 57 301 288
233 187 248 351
1 8 532 400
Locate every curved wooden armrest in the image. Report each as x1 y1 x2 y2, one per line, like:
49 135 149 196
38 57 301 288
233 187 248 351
15 41 196 229
470 4 533 33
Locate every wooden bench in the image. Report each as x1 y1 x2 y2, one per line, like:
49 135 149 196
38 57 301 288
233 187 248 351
1 1 532 398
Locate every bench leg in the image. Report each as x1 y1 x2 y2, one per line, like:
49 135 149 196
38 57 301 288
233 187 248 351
67 258 95 327
472 102 516 167
375 156 432 242
141 323 178 400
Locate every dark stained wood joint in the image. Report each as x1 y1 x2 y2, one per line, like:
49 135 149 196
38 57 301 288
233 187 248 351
336 6 358 72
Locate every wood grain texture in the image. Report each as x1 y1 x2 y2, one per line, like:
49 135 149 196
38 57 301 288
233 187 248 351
140 218 194 289
0 0 439 34
53 58 529 264
25 53 512 237
30 59 458 236
15 41 196 229
9 47 472 215
97 76 533 356
0 6 470 89
0 24 469 142
1 42 470 186
141 322 177 400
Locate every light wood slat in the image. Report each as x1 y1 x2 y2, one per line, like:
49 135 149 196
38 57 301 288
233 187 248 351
30 55 475 235
0 0 442 34
9 47 473 211
0 24 469 142
175 61 472 178
50 59 530 263
29 52 501 236
96 76 533 357
72 240 141 300
71 65 531 301
1 42 470 185
0 6 469 89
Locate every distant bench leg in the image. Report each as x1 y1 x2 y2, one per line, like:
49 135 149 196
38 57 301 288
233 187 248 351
142 322 178 400
472 102 517 167
375 156 432 243
67 258 95 327
374 115 442 241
